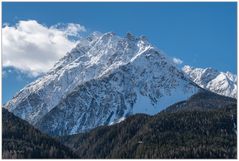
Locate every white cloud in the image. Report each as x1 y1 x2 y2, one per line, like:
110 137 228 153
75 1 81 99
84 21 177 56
173 57 183 65
3 20 86 76
51 23 86 37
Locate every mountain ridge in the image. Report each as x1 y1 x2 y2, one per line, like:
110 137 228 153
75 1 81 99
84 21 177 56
5 32 201 135
4 32 236 136
57 91 236 159
3 91 236 158
183 65 237 98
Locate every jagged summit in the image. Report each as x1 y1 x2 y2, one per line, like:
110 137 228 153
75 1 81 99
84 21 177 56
183 65 237 98
5 32 200 135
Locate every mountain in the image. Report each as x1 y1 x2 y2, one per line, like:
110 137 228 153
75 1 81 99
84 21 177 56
58 91 237 159
183 65 237 98
2 108 77 159
4 32 201 136
3 91 236 159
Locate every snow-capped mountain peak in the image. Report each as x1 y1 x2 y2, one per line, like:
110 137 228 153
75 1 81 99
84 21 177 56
183 65 237 98
5 32 200 135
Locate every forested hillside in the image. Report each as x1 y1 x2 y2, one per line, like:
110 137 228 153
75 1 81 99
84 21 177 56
3 92 237 159
59 93 237 159
2 108 77 159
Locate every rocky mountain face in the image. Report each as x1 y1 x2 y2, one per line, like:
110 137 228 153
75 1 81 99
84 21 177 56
3 91 236 159
183 65 237 98
58 91 237 159
5 32 201 136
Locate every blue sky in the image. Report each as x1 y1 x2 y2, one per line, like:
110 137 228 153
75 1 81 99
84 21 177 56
2 2 237 103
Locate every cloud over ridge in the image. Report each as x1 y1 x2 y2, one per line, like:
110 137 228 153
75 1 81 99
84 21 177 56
173 57 183 65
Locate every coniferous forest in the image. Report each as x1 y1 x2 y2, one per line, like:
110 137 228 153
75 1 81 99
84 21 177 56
3 92 237 159
2 2 237 159
59 104 237 159
2 108 77 159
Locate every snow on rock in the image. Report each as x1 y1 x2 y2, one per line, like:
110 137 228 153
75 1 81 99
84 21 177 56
183 65 237 98
4 32 200 136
